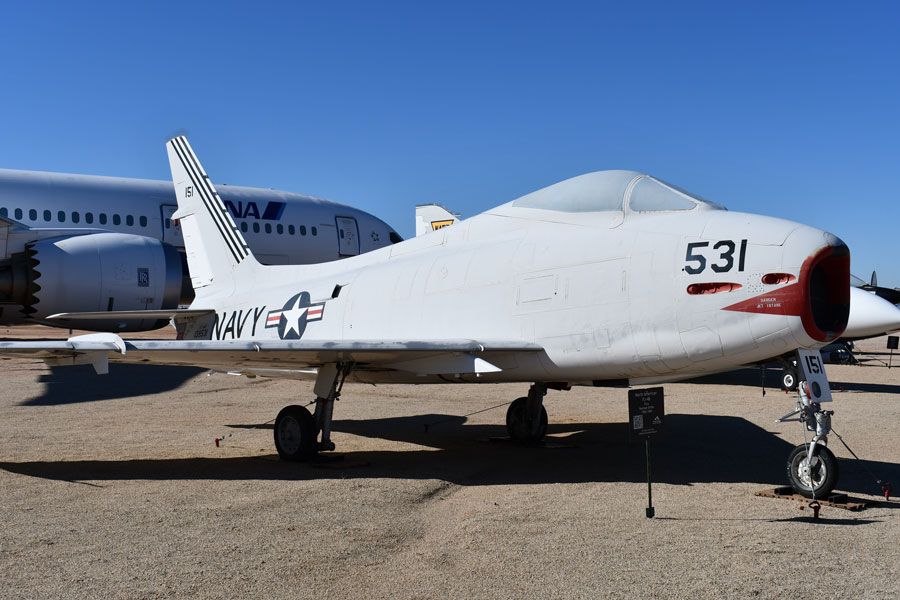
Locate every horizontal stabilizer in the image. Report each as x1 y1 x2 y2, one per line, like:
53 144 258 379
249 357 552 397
47 309 215 322
0 215 21 228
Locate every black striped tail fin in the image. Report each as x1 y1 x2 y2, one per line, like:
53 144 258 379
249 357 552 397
165 136 259 294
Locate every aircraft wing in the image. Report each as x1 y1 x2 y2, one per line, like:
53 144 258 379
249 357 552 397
0 335 543 376
0 215 20 228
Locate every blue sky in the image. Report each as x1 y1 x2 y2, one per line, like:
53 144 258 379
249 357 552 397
2 1 898 283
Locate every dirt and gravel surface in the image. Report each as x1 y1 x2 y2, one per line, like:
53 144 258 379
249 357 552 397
1 326 898 599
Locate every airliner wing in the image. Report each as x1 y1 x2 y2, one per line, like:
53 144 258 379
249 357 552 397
0 335 543 376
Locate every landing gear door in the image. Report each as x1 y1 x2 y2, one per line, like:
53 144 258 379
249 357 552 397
161 204 184 246
335 216 360 256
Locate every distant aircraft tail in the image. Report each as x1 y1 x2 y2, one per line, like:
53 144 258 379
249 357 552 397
165 136 260 296
415 204 459 236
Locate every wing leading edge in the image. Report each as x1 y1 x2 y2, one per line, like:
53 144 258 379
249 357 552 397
0 335 543 377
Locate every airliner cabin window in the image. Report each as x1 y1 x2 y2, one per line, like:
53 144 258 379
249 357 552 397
72 212 80 224
15 208 22 219
29 209 37 220
311 226 318 236
0 207 7 217
139 216 147 227
241 221 248 233
299 225 307 235
58 211 65 222
86 213 94 224
99 213 108 225
265 223 272 233
288 225 295 235
43 210 51 222
126 215 134 226
277 224 283 234
113 214 121 225
253 223 260 233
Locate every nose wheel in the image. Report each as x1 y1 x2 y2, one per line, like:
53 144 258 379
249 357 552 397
786 443 838 498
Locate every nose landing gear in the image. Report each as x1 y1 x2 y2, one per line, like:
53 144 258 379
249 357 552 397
778 350 839 498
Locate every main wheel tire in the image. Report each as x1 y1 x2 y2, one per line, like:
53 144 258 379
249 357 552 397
274 405 317 461
505 397 548 443
786 444 838 498
782 370 798 391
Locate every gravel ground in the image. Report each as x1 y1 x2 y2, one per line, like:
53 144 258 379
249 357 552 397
1 327 898 599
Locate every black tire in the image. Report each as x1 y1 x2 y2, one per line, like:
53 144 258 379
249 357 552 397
274 405 317 461
505 397 548 443
786 444 839 498
782 370 798 391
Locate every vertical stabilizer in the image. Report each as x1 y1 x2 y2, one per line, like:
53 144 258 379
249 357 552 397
415 204 460 236
165 136 258 295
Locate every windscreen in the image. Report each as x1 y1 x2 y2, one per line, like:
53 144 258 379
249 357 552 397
629 177 696 211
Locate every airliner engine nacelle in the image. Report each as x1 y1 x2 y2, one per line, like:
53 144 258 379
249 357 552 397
0 233 187 331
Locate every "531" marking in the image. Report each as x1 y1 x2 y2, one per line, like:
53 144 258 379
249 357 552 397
684 239 747 274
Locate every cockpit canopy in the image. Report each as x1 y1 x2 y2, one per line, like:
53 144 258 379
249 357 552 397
511 170 724 213
851 274 867 288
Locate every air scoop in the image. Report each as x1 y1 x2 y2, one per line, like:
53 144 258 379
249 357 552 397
724 234 850 343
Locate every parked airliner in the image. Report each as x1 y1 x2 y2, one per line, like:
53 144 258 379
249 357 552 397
0 168 400 331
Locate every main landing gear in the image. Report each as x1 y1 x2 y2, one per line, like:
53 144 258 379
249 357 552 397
780 357 800 391
274 363 351 461
505 383 548 443
778 353 839 498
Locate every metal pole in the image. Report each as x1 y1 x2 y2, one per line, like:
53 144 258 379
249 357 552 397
645 438 655 518
889 348 893 369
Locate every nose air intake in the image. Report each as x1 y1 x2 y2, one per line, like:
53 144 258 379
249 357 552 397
723 238 850 344
804 243 850 342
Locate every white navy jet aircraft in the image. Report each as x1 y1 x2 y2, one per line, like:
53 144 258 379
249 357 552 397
0 137 853 498
0 168 400 331
418 205 900 341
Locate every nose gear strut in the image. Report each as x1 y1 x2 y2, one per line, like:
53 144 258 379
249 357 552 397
778 350 839 498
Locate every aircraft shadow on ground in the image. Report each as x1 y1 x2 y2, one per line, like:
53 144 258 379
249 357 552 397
2 413 897 499
689 367 900 394
20 364 206 406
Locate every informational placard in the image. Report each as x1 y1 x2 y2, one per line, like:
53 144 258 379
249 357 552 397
628 387 664 440
888 336 899 350
797 349 832 403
